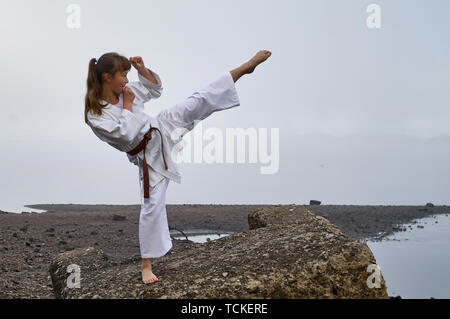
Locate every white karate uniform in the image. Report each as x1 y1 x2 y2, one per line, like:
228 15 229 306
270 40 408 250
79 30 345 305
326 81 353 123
87 69 240 258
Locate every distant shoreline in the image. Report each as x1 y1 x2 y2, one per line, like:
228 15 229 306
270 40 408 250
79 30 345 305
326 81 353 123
2 202 447 236
11 203 450 241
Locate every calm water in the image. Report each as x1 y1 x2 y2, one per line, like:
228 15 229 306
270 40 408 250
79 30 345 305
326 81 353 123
170 229 235 243
0 204 47 214
366 213 450 299
173 233 233 243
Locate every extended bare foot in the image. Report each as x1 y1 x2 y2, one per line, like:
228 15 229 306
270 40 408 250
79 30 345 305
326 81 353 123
230 50 272 82
141 258 159 284
243 50 272 74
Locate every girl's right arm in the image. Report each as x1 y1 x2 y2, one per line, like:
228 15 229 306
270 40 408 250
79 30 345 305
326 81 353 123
123 87 135 112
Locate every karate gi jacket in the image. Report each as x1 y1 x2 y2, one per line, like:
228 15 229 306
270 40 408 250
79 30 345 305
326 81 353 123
87 70 184 188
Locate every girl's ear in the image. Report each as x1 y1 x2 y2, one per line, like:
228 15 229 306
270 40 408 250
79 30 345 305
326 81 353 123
102 72 112 83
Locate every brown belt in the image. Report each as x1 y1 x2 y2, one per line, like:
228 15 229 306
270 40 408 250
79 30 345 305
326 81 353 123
126 126 168 198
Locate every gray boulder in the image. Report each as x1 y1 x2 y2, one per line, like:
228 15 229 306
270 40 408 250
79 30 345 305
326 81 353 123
49 205 388 299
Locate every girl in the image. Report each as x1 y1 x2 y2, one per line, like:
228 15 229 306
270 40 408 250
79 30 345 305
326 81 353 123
84 50 271 284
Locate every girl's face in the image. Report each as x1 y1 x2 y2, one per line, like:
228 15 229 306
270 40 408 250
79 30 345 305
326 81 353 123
106 69 129 95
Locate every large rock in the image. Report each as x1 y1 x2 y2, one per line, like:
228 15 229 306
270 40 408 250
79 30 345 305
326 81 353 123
49 205 388 298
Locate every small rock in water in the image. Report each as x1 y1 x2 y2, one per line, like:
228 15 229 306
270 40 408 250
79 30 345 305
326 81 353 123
309 200 321 205
425 202 434 207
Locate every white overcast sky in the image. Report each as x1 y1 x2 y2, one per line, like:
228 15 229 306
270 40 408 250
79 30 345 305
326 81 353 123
1 0 449 212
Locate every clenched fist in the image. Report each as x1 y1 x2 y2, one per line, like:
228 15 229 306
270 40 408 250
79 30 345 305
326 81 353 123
129 56 146 73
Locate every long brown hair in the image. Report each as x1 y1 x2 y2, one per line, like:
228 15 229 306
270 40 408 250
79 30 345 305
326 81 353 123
84 52 131 125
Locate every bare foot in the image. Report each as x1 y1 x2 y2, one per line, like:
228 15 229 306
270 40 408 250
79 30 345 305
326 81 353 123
141 259 159 284
243 50 272 74
142 266 159 284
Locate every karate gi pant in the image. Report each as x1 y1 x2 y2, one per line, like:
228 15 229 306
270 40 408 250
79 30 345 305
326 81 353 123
138 71 240 259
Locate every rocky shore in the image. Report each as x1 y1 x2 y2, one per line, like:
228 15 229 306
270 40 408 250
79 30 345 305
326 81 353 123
0 203 448 298
49 205 388 299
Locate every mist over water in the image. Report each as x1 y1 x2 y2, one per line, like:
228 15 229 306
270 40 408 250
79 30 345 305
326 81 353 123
1 133 449 213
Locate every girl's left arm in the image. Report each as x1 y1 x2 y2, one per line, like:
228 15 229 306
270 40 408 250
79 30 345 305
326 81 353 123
129 56 163 101
126 68 163 104
138 67 163 99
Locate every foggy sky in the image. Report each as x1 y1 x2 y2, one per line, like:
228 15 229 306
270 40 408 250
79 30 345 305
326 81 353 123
1 0 449 212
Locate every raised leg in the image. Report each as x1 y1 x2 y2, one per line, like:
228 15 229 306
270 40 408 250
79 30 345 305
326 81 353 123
156 71 240 132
